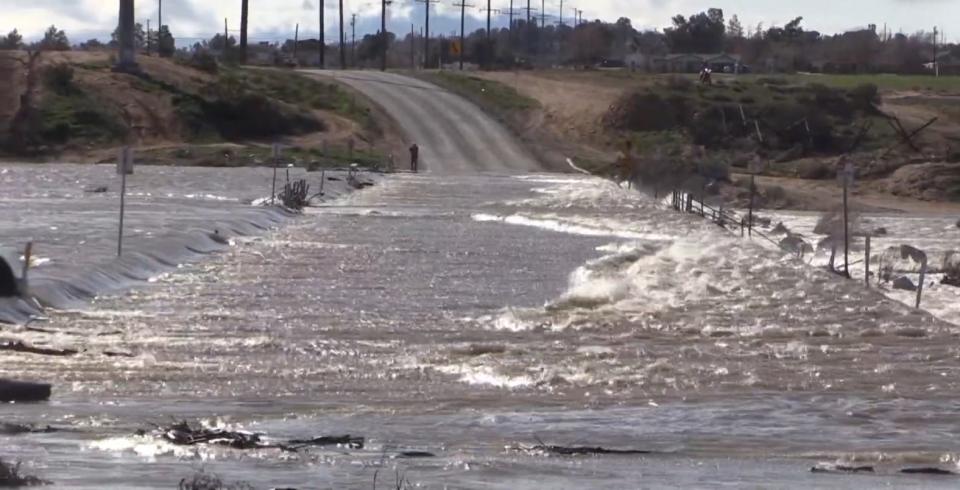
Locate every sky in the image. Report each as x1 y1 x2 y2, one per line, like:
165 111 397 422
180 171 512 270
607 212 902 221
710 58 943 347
2 0 957 45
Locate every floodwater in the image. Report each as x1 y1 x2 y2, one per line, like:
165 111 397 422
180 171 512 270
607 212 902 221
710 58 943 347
3 166 960 489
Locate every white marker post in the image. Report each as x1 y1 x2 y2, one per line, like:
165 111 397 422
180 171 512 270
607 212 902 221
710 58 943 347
117 147 134 257
839 162 855 278
747 160 765 238
271 143 281 206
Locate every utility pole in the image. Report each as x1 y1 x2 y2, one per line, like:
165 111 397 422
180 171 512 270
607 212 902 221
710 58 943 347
453 0 474 70
480 2 498 68
319 0 325 67
224 17 229 60
115 0 139 72
146 19 151 55
158 0 162 38
240 0 248 63
933 26 939 77
502 6 520 50
416 0 439 69
351 14 357 67
526 0 531 23
294 23 300 62
411 23 416 69
339 0 346 68
381 0 389 71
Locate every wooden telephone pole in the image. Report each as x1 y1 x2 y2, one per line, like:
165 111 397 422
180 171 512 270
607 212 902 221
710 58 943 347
416 0 440 70
453 0 475 70
479 2 498 67
381 0 388 71
240 0 248 63
339 0 346 68
319 0 325 67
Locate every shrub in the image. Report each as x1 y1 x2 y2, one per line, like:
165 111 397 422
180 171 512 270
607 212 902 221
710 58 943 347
43 64 76 95
665 75 694 92
603 91 682 132
176 77 324 140
809 83 853 120
848 83 880 113
765 185 787 202
185 51 219 74
797 159 833 179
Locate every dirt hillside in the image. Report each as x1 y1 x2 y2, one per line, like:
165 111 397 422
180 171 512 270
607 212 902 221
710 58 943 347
0 50 402 168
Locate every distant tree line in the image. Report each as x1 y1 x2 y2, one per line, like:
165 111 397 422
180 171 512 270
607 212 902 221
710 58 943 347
0 24 174 57
2 8 956 74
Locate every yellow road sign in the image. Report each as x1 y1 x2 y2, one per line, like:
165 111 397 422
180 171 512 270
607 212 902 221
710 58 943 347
451 41 462 56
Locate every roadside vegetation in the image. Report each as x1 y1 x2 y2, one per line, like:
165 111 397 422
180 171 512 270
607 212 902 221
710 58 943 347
604 75 892 158
0 50 387 169
420 71 540 119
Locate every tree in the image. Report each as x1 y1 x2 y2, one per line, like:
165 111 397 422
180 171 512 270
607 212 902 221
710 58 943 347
665 9 725 53
39 25 70 51
0 29 23 50
79 38 105 50
111 22 146 50
727 15 744 39
157 26 175 57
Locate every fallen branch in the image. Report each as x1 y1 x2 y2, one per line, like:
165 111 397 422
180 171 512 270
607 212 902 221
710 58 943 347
0 340 78 357
287 435 365 450
144 421 365 453
0 423 58 436
515 441 651 456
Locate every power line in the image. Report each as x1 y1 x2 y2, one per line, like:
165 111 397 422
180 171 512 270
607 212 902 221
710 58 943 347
416 0 441 70
452 0 475 70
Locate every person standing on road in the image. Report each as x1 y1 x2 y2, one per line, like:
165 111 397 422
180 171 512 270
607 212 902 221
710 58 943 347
409 143 420 173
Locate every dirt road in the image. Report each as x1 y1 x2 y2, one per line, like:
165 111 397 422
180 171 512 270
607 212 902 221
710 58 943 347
300 70 542 174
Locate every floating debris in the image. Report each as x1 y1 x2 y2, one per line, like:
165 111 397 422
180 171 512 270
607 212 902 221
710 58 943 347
513 442 651 456
286 435 364 450
0 423 57 436
901 467 956 476
810 463 875 474
178 470 252 490
395 451 435 459
0 340 78 357
0 458 49 487
144 421 364 453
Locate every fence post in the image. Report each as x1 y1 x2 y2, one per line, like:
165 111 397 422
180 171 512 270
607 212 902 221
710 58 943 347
917 261 927 309
117 147 133 257
21 242 32 293
864 235 871 288
748 174 755 237
271 143 280 206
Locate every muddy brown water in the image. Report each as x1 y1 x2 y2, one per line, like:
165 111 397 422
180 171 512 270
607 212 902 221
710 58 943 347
2 166 960 488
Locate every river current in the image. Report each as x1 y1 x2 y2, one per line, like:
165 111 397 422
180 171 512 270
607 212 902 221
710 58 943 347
3 165 960 489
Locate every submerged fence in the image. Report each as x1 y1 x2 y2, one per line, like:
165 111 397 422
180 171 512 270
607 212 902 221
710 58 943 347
666 187 951 309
